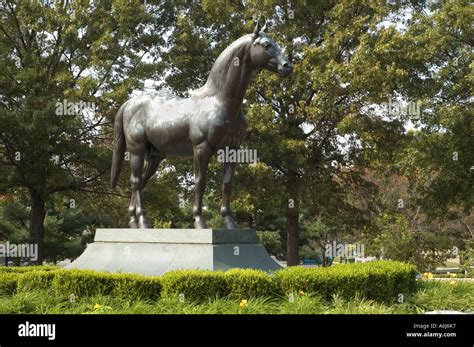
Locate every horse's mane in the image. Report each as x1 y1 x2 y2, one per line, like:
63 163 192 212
192 34 253 98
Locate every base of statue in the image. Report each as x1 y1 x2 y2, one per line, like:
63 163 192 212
66 228 281 276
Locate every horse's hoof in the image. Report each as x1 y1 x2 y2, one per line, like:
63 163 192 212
224 216 239 229
138 217 150 229
129 219 139 228
194 218 208 229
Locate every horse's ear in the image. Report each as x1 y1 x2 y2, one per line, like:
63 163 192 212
253 21 261 37
261 22 268 33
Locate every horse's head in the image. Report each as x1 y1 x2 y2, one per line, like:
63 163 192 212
249 21 293 77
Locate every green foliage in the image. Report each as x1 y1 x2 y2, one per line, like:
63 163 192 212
3 263 474 314
0 280 471 314
160 270 228 302
42 203 95 263
369 214 421 265
0 265 58 273
275 261 417 302
256 231 284 258
0 0 471 272
0 196 93 263
16 270 59 292
112 273 161 301
460 240 474 275
363 173 466 272
52 270 116 298
0 272 20 296
0 261 419 303
0 0 171 263
1 267 162 301
224 269 278 299
0 200 29 242
51 269 162 301
160 268 279 301
408 280 474 312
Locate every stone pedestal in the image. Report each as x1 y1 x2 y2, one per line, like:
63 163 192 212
66 228 281 276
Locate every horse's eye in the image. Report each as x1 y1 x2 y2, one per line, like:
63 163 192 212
262 42 271 49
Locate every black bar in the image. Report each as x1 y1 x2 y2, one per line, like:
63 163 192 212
0 314 472 345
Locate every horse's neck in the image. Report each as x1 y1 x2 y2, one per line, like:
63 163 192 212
215 45 253 121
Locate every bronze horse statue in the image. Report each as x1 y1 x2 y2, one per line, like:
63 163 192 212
111 22 293 229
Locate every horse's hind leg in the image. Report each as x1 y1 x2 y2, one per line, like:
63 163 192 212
142 150 164 187
128 195 138 228
129 151 150 228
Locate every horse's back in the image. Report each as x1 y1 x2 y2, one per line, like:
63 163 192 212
126 90 185 109
121 90 245 156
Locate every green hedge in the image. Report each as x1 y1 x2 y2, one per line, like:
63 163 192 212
51 270 162 300
0 273 21 295
225 268 279 298
0 261 418 303
0 265 58 273
111 273 161 300
161 270 228 301
160 269 279 301
275 260 417 302
0 268 162 300
17 270 61 292
52 269 115 298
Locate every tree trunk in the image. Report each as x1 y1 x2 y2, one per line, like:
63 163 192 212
321 244 327 267
29 189 46 265
286 200 300 266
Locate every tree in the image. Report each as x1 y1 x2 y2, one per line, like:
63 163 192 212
146 0 463 266
359 0 473 269
395 0 473 216
2 0 469 269
0 0 167 263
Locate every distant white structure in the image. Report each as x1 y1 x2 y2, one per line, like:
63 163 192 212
354 256 377 263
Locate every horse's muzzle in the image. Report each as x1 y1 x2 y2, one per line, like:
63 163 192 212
278 62 293 76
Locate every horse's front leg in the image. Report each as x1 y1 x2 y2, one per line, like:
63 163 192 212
221 162 239 229
192 142 211 229
128 194 138 228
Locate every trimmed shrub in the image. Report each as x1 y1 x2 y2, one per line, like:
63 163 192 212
52 270 116 298
386 262 419 294
225 269 279 298
161 270 228 302
0 265 58 273
274 261 418 302
50 270 161 301
112 273 162 300
0 273 21 295
1 260 417 303
17 270 62 292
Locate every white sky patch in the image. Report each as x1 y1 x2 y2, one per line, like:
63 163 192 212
376 5 413 32
300 122 314 135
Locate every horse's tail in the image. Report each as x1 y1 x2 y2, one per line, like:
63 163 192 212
111 102 127 189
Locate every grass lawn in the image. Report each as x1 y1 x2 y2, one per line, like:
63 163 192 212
0 280 472 314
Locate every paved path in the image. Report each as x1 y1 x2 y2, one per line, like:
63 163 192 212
425 278 474 282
